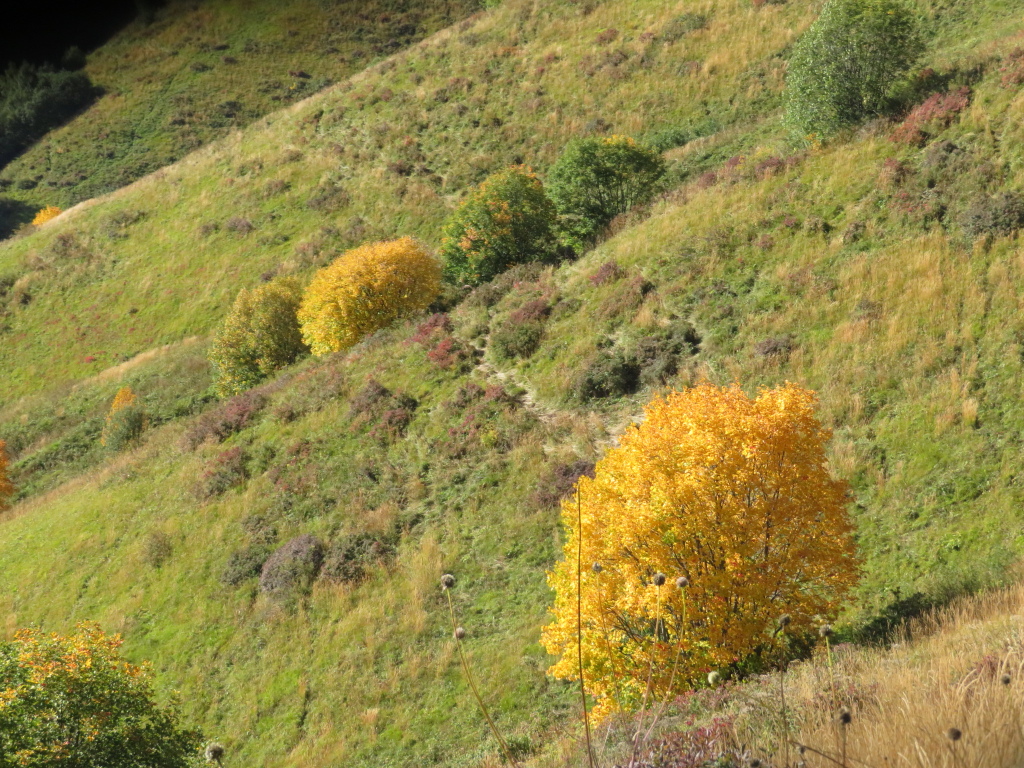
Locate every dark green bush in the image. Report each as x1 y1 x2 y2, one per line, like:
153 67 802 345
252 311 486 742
576 350 642 400
547 135 666 251
960 192 1024 239
103 405 147 453
259 534 325 596
220 542 274 586
440 166 559 286
0 63 99 165
784 0 923 139
490 322 544 361
321 532 396 584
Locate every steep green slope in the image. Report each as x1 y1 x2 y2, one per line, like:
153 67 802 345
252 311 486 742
1 0 1024 765
0 0 477 218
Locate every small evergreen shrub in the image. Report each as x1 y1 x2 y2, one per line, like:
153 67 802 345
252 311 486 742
209 277 308 397
321 532 397 584
196 447 248 499
259 534 325 596
576 350 642 400
490 322 544 361
298 237 440 355
784 0 923 139
440 166 559 285
101 387 147 451
960 192 1024 239
181 391 268 450
220 543 274 586
547 136 666 250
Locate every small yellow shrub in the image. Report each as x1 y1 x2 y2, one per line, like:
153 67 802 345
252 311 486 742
101 386 147 450
0 440 14 511
541 382 859 718
298 237 440 356
31 206 63 226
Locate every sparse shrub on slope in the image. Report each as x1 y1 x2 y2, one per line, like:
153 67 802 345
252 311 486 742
784 0 923 139
0 440 14 511
547 135 666 250
959 191 1024 239
209 277 308 397
259 534 325 597
100 386 147 452
299 237 440 356
440 166 559 286
0 623 203 768
542 383 859 718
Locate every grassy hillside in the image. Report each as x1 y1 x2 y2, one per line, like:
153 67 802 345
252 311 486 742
0 0 1024 765
0 0 478 219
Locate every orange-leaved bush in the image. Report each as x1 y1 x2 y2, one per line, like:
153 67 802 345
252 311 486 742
298 237 440 356
101 386 147 451
0 439 14 511
541 382 859 718
209 276 308 396
31 205 62 226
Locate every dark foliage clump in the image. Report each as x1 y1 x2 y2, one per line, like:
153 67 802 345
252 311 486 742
576 350 642 400
259 534 325 596
349 379 393 419
181 391 268 450
960 191 1024 239
754 335 794 358
634 320 701 386
196 447 248 499
533 460 596 509
221 542 274 586
490 321 545 361
588 260 625 286
321 532 397 584
641 717 740 768
142 531 173 568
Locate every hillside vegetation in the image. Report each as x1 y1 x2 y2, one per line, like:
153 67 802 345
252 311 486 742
0 0 1023 765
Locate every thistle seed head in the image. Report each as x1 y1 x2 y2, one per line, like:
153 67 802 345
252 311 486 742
819 623 833 638
838 708 852 726
707 670 722 686
441 574 455 589
454 627 466 640
653 572 666 586
204 743 225 763
592 562 603 573
676 576 689 589
947 727 962 742
1002 673 1012 686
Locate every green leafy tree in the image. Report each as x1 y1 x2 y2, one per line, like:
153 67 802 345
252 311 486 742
784 0 923 139
0 623 203 768
209 276 308 397
547 135 666 251
440 165 558 286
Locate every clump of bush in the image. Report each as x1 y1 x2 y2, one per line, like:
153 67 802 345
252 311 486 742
533 459 596 509
298 237 440 356
490 323 545 361
547 135 666 250
576 350 642 400
960 192 1024 239
440 166 559 285
890 86 971 146
221 542 274 586
100 386 147 452
259 534 325 597
195 447 249 499
784 0 923 139
209 277 308 397
321 532 397 584
181 390 268 450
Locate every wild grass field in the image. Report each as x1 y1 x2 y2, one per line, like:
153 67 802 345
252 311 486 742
1 0 1024 765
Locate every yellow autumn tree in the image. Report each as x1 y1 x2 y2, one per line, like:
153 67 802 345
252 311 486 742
541 382 859 718
298 237 440 356
31 206 63 226
0 440 14 511
101 386 146 451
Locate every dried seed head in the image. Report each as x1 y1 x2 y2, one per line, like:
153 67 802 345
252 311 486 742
653 572 666 586
441 574 455 589
819 624 833 638
205 743 225 763
676 576 689 589
947 728 962 742
1002 673 1012 686
454 627 466 640
592 562 603 574
707 671 722 686
838 708 852 725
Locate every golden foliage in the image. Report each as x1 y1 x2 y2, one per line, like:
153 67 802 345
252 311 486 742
298 237 440 356
209 276 307 397
541 382 859 717
31 206 63 226
0 440 14 511
100 386 146 449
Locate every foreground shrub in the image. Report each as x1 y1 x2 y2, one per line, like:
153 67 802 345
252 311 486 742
181 390 267 450
0 623 202 767
221 542 274 586
960 192 1024 239
547 135 666 250
209 277 308 396
259 534 325 597
784 0 923 139
195 447 248 499
890 86 971 146
100 386 147 451
298 237 440 355
542 383 859 717
440 166 559 285
31 205 62 226
0 439 13 511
